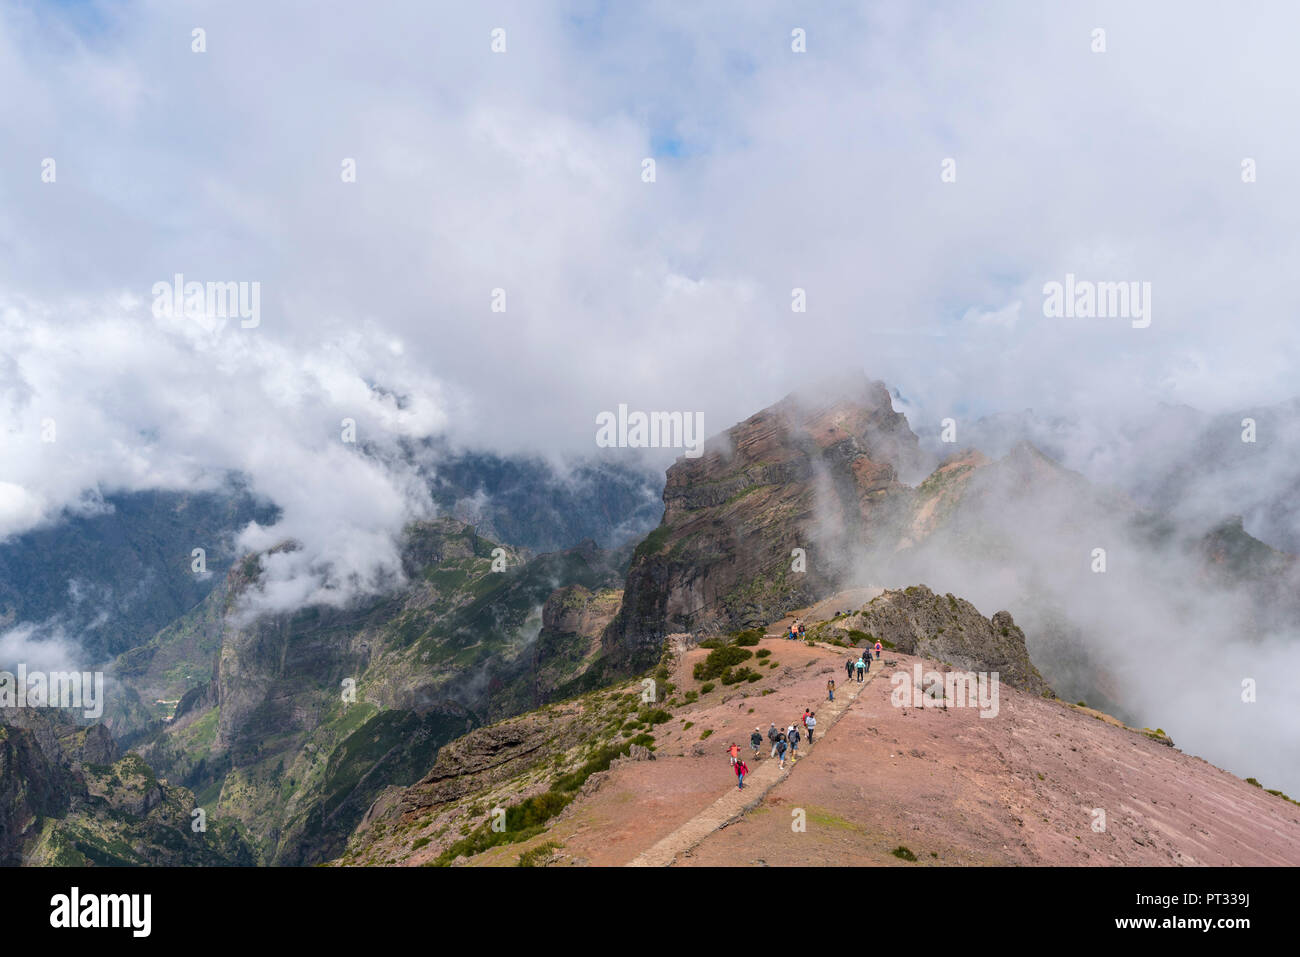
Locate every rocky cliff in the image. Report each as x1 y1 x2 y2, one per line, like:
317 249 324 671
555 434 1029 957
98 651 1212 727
605 377 921 667
123 519 635 866
0 709 252 866
813 585 1053 695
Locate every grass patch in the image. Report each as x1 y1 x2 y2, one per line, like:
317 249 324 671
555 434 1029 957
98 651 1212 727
517 841 563 867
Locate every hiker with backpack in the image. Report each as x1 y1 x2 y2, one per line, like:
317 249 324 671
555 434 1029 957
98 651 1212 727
874 640 882 660
750 727 763 758
845 657 854 681
827 677 835 701
775 732 789 769
798 622 805 639
735 758 749 790
768 722 781 758
855 656 866 682
806 711 816 743
787 724 801 759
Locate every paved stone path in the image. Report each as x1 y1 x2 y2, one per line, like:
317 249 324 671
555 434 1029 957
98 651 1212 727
627 646 881 866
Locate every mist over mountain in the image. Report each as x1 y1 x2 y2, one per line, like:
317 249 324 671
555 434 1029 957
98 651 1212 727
610 377 1300 796
422 446 662 553
0 484 276 663
0 449 661 674
956 400 1300 554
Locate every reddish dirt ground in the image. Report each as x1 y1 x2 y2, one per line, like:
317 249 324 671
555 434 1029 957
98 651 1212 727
681 648 1300 867
472 635 847 866
478 634 1300 866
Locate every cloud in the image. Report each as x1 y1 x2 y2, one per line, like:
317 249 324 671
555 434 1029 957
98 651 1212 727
1 0 1290 468
0 296 446 613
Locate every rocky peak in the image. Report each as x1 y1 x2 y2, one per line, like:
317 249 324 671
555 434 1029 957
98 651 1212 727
826 584 1053 696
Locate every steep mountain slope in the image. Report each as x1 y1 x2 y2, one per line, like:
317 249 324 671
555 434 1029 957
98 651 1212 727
0 709 252 866
605 377 922 668
335 597 1300 867
0 484 276 662
424 448 662 552
117 519 636 865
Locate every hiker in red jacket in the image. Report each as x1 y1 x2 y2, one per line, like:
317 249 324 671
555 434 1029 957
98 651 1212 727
735 759 749 789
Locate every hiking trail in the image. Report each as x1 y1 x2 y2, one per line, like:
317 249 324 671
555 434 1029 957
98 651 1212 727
627 641 881 867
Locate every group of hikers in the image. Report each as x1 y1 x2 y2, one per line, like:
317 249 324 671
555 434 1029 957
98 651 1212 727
721 640 885 790
785 620 806 640
845 641 883 683
726 708 823 788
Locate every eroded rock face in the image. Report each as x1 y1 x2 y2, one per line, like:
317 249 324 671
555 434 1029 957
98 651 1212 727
825 585 1053 696
401 715 563 812
541 584 621 639
0 713 253 866
531 585 623 703
0 722 74 864
607 377 922 667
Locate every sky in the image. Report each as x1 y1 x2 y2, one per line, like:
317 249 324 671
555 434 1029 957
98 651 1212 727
3 0 1300 598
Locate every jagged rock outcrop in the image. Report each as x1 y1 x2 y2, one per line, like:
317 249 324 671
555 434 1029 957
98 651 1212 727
0 721 74 864
125 518 632 866
0 712 252 866
530 583 623 702
606 376 921 666
401 719 558 812
822 585 1053 695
